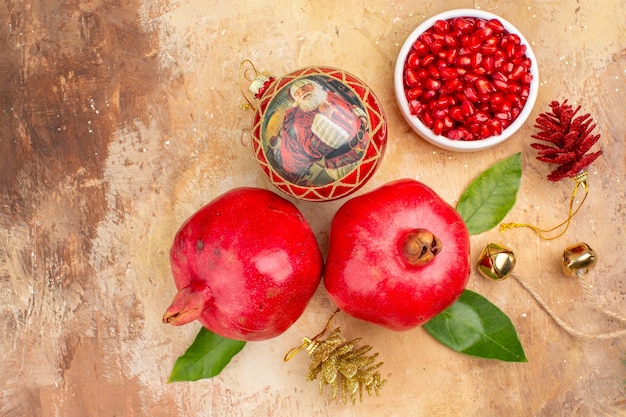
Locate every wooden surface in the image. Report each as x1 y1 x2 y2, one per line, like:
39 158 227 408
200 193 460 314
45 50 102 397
1 1 625 416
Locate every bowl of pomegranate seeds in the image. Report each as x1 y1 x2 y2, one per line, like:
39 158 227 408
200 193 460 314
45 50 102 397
394 9 539 151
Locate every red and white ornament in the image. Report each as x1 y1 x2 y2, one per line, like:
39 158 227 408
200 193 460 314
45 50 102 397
247 66 387 201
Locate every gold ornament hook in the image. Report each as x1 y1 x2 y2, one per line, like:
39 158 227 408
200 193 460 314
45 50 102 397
238 59 275 111
284 309 339 362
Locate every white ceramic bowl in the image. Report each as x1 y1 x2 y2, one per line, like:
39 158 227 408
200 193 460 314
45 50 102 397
394 9 539 152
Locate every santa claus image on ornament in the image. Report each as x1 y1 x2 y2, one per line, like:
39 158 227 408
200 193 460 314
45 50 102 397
262 75 371 186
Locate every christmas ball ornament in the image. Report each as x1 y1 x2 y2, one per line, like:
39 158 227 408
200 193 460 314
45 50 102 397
244 64 387 201
477 243 516 281
562 242 597 277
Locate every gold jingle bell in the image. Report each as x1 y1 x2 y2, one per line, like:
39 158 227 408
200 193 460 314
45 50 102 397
477 243 516 281
562 242 597 277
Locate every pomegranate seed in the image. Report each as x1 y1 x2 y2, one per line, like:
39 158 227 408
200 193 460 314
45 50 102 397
436 59 449 69
463 72 479 84
444 34 459 47
440 66 458 79
476 27 493 40
472 111 489 123
481 55 494 72
431 32 445 41
449 106 464 121
480 123 492 138
435 95 453 109
493 53 506 69
441 78 463 94
447 129 463 140
433 118 445 135
505 92 521 106
480 44 498 55
420 32 435 47
511 106 521 119
470 52 483 67
424 78 442 90
495 111 511 121
469 122 482 135
421 111 434 128
510 65 526 80
405 69 420 86
475 79 495 95
407 53 421 68
453 17 474 33
499 100 513 113
417 68 430 79
487 19 505 33
488 92 505 107
487 119 503 135
434 19 451 34
467 35 482 51
515 44 527 58
464 86 480 102
483 36 499 46
461 100 476 116
406 86 424 100
521 72 533 85
422 90 437 101
457 56 472 67
433 108 448 119
412 40 429 56
431 39 446 53
445 48 458 64
422 54 436 67
428 66 441 78
443 115 455 129
520 85 530 99
505 43 516 58
508 33 521 45
507 82 522 94
493 79 508 92
458 46 471 56
492 71 508 83
409 100 423 115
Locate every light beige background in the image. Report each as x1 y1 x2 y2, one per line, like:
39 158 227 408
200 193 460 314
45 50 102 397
1 1 624 416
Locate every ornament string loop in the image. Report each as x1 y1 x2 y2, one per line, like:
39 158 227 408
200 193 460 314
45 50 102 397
239 59 260 110
499 170 589 240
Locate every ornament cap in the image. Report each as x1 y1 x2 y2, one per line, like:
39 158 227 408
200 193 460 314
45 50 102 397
248 73 275 99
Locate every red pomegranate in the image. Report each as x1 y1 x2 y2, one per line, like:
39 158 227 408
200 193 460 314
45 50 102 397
324 179 471 331
163 187 324 341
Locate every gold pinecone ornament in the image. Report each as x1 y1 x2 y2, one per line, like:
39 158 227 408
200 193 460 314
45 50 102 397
285 311 386 404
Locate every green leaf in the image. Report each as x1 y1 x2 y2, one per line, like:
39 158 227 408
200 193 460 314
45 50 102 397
168 327 246 382
456 152 522 235
424 290 527 362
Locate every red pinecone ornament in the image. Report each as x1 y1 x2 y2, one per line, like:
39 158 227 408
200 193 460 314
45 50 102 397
530 100 603 181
